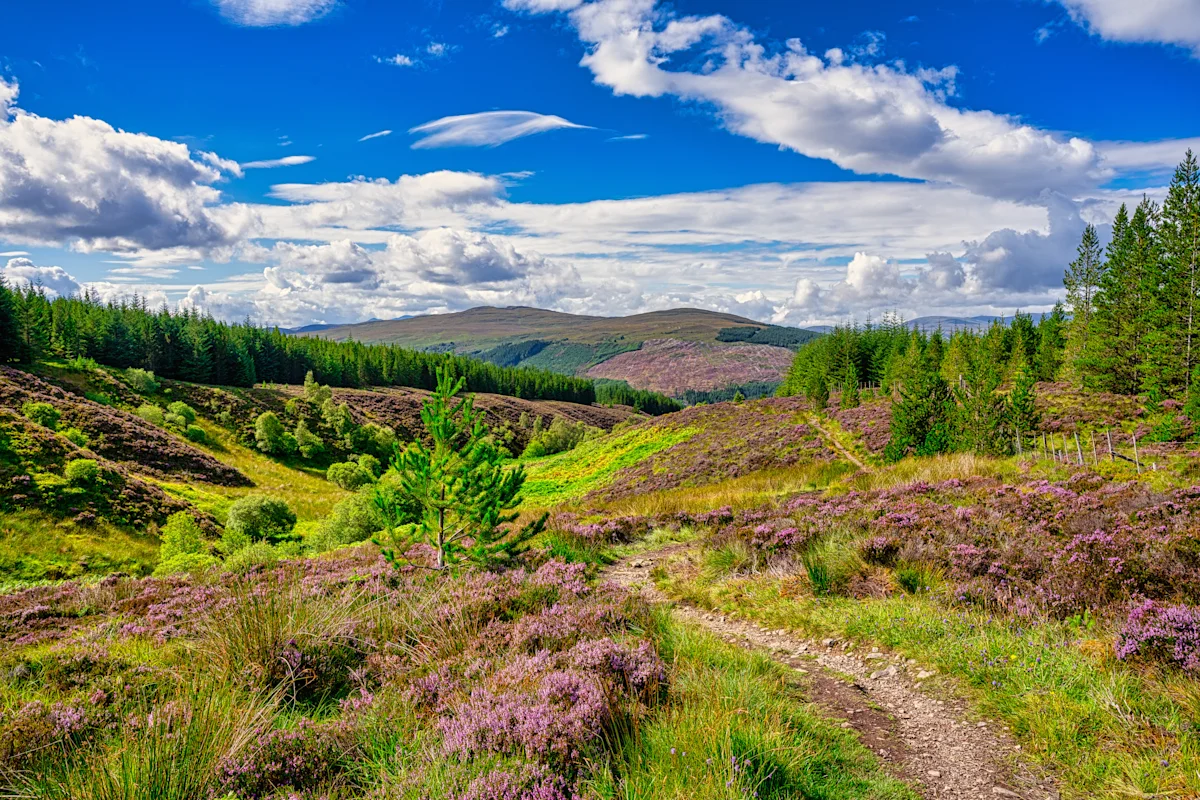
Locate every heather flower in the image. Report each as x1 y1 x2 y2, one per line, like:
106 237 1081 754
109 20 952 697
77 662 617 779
1116 599 1200 672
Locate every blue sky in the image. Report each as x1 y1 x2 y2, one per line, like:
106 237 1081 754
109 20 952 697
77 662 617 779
1 0 1198 326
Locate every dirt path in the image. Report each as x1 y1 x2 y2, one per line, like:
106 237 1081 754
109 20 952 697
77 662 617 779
808 414 871 472
605 548 1059 800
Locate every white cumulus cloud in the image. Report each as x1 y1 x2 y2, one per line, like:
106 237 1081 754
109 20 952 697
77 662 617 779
2 256 82 298
0 77 248 253
1051 0 1200 56
507 0 1104 201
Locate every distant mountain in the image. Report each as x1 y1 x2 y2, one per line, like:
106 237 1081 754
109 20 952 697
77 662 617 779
293 306 818 397
806 314 1053 335
282 316 409 335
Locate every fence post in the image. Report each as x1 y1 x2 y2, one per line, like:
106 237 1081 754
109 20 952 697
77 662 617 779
1090 430 1098 464
1132 434 1141 475
1106 429 1114 462
1075 432 1084 465
1042 432 1048 461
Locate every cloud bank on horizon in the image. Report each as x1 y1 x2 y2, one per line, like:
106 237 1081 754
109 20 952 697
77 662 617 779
1 0 1198 328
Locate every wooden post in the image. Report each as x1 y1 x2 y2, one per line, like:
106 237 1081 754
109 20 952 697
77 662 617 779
1106 429 1114 461
1042 433 1048 461
1075 432 1084 465
1132 434 1141 475
1061 434 1070 465
1090 430 1098 464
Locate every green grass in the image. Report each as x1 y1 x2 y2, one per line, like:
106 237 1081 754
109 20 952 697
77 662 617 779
0 509 159 584
664 568 1200 799
520 424 698 506
591 613 918 800
160 420 348 522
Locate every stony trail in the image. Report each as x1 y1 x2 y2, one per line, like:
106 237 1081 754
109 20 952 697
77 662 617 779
604 547 1059 800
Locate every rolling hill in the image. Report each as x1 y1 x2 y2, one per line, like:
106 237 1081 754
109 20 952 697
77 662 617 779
297 306 819 397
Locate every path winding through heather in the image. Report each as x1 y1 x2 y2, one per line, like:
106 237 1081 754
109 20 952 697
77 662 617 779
604 548 1059 800
807 414 870 473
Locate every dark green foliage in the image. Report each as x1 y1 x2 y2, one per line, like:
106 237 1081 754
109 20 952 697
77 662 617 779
1009 364 1040 443
716 325 819 348
593 379 682 415
225 495 298 545
678 382 779 405
804 370 828 410
839 370 860 409
184 425 207 443
0 290 597 403
374 368 546 570
166 401 197 428
884 370 956 462
476 339 551 367
22 401 60 431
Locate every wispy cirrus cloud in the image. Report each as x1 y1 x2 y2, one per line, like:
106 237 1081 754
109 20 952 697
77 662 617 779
409 111 592 148
358 129 393 142
211 0 337 27
241 155 316 169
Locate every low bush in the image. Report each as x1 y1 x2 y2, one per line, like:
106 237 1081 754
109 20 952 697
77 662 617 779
326 460 374 491
124 368 160 395
309 490 385 551
22 401 60 431
158 511 206 562
153 551 220 577
225 495 298 545
167 402 197 427
223 542 280 573
136 404 165 426
184 425 207 443
63 459 100 486
60 427 89 448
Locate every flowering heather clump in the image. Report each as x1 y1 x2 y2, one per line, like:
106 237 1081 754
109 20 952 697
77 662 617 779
439 671 609 763
1116 599 1200 672
548 513 650 545
831 397 894 454
455 764 580 800
216 718 356 799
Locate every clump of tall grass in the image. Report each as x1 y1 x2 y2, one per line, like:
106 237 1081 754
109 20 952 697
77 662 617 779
28 682 274 800
802 530 866 597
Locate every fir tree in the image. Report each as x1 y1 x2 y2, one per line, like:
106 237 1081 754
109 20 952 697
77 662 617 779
0 277 19 364
1162 150 1200 401
374 368 546 571
1009 362 1040 446
1063 224 1104 385
883 368 956 462
840 368 860 409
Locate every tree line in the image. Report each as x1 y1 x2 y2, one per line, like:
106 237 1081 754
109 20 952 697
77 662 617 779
1063 150 1200 409
0 289 599 404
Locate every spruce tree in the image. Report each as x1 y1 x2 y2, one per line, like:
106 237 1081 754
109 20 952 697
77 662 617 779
883 367 956 462
1063 224 1104 385
840 368 860 409
0 277 19 363
1092 204 1146 394
1009 362 1040 447
1162 150 1200 401
374 368 545 571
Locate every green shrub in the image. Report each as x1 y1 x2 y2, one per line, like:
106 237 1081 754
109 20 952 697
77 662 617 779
225 495 297 545
293 418 324 460
310 490 386 552
167 401 197 427
65 356 99 372
158 511 205 561
356 453 382 478
255 412 296 456
153 552 220 577
223 542 279 573
137 404 165 426
522 417 592 458
125 367 160 395
1147 416 1185 443
219 527 252 555
63 459 100 485
326 460 374 491
22 401 60 431
61 427 90 448
185 425 207 443
802 534 865 596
